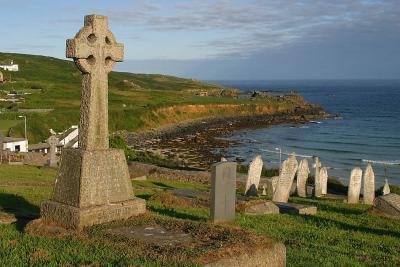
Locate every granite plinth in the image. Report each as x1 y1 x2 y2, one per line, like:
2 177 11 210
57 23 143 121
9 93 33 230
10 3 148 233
41 198 145 230
41 148 146 229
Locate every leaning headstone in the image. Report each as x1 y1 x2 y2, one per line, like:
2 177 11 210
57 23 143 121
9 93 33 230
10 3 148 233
272 154 298 203
363 164 375 205
211 161 236 223
296 159 310 197
374 193 400 219
383 179 390 195
320 167 328 195
313 157 322 197
245 155 263 196
47 136 59 168
347 167 362 204
40 15 146 229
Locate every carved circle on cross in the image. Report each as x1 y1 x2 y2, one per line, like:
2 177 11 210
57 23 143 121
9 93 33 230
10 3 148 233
66 15 124 75
73 28 119 74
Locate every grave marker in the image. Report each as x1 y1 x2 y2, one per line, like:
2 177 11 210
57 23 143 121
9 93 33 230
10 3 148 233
313 157 322 197
245 155 263 196
211 161 236 223
363 164 375 205
40 15 145 229
47 136 59 168
348 167 362 204
383 179 390 195
272 154 298 203
296 159 310 197
320 167 328 195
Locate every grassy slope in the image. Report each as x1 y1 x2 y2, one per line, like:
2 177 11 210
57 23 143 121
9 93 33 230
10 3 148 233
1 165 400 266
0 53 304 143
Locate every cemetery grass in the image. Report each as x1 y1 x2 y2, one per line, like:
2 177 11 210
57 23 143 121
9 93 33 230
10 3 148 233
0 53 319 143
2 165 400 266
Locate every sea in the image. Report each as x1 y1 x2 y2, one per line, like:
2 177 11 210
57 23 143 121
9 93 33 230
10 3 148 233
209 80 400 186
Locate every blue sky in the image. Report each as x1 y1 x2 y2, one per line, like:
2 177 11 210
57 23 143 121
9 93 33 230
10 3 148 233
1 0 399 79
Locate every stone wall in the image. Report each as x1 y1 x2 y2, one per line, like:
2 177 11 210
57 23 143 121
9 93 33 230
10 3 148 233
128 161 211 184
0 151 50 166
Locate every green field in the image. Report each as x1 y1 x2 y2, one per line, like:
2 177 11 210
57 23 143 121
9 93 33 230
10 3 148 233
0 52 312 143
0 120 20 135
1 165 399 266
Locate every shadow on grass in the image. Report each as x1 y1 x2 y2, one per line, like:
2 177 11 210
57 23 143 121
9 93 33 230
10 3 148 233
301 214 400 239
149 206 207 222
0 193 39 232
151 182 176 189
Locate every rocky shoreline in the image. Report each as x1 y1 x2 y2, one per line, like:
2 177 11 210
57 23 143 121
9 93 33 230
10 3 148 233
122 106 332 169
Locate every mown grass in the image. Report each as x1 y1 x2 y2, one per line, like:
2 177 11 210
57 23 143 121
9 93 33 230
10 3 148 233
1 165 399 266
0 53 310 143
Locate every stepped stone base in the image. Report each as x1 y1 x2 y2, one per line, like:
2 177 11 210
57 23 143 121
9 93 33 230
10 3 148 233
39 148 146 230
41 198 146 230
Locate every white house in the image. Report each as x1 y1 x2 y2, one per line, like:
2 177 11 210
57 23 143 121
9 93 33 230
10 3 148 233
0 60 19 72
2 137 28 152
28 126 79 154
58 125 78 148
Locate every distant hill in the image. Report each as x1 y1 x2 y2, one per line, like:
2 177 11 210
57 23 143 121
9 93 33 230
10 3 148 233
0 53 311 143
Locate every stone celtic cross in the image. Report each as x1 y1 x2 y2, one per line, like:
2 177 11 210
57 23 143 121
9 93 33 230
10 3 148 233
66 15 124 150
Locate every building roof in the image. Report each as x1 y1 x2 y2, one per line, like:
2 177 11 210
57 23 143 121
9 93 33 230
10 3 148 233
28 143 50 150
57 126 78 142
64 136 78 148
2 137 27 143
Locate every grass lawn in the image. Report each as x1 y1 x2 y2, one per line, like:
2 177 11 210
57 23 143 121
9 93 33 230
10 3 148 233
1 165 399 266
0 120 20 135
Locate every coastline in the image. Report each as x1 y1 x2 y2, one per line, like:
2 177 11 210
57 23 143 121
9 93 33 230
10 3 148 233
122 106 332 169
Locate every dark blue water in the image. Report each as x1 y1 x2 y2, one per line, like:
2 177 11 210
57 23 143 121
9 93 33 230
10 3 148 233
209 80 400 186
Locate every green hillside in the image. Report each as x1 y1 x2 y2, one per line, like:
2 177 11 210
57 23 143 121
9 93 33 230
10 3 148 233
0 53 310 143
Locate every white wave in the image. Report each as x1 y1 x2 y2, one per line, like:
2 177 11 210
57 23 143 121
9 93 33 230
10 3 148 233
362 159 400 165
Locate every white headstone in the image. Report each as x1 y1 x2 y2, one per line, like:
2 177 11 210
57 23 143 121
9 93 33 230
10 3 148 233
296 159 310 197
245 155 263 196
313 157 322 197
383 179 390 195
348 167 362 204
363 164 375 205
262 184 267 196
320 167 328 195
273 154 298 203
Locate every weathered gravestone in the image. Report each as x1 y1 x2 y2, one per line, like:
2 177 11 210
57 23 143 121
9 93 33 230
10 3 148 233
374 193 400 219
320 167 328 195
383 179 391 195
296 158 310 197
272 154 298 203
347 167 362 204
40 15 146 229
211 161 236 223
363 164 375 205
245 201 279 215
47 135 59 168
313 156 322 197
244 155 263 196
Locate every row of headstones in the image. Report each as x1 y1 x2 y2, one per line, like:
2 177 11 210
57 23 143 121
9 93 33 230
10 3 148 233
243 154 391 204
